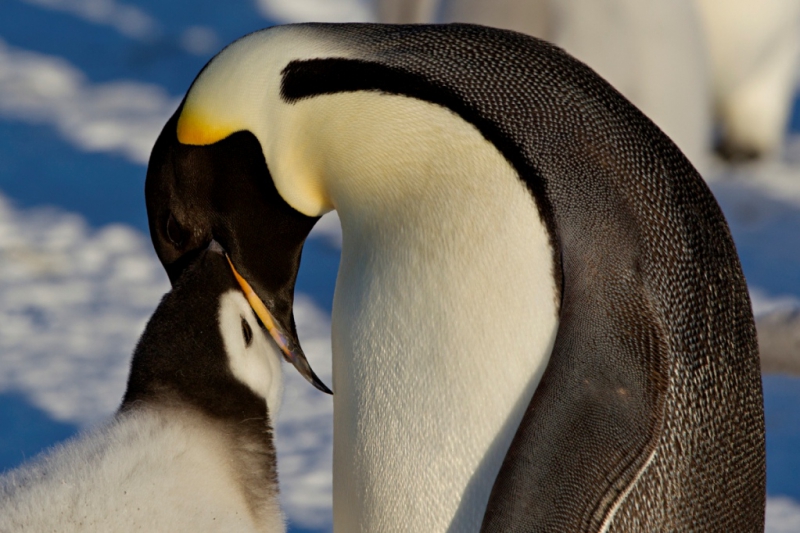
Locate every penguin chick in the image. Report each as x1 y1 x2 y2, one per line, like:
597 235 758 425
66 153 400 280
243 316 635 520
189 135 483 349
0 243 285 533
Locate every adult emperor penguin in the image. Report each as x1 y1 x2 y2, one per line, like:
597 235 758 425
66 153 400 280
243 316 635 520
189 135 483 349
145 24 766 531
0 243 286 532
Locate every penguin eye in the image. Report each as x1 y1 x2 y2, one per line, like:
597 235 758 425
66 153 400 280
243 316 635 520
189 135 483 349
241 317 253 347
165 213 189 248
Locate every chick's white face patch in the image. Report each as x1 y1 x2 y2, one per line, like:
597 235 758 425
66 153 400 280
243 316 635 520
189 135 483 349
219 290 284 415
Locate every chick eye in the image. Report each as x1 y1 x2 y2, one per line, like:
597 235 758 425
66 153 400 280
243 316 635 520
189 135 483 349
241 316 253 347
165 212 189 248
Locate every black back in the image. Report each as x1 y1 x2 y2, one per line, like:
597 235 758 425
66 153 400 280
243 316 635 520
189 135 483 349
280 24 765 531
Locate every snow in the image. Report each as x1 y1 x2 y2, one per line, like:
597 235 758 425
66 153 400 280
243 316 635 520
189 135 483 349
179 25 222 57
0 196 165 425
19 0 159 40
0 1 798 531
769 498 800 532
0 38 179 164
0 192 335 529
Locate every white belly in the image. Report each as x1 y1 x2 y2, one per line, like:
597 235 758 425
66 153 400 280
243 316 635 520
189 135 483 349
324 94 560 532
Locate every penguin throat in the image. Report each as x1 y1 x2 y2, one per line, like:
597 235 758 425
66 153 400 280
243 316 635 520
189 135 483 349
310 94 560 531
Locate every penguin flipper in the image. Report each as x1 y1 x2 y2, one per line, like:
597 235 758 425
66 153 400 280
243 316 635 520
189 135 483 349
481 275 669 532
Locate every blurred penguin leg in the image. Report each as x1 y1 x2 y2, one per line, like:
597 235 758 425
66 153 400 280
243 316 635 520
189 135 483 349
376 0 441 23
697 0 800 159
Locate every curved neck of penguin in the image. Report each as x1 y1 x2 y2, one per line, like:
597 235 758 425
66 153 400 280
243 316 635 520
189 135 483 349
275 92 560 531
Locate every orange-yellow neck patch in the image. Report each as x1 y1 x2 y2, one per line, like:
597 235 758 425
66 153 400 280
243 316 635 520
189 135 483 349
176 108 235 146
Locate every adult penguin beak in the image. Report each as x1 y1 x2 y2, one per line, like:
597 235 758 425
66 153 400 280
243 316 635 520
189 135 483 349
145 110 330 395
225 251 333 395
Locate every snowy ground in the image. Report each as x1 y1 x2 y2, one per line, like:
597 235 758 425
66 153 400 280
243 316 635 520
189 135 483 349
0 1 798 531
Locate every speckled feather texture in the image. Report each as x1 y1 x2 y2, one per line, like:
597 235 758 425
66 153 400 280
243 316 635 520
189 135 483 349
294 24 765 531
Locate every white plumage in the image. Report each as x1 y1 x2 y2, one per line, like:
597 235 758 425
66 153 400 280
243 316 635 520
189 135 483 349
697 0 800 157
376 0 800 162
0 408 282 532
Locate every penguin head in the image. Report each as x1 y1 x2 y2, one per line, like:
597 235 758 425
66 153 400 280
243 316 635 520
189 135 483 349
144 122 330 394
145 27 336 394
123 241 284 422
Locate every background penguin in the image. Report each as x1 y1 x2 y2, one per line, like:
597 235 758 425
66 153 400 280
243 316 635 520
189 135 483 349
377 0 713 172
696 0 800 159
145 24 766 531
375 0 800 162
0 243 286 533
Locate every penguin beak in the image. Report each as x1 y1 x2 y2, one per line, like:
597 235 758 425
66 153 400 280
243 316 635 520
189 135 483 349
225 253 333 395
145 111 327 395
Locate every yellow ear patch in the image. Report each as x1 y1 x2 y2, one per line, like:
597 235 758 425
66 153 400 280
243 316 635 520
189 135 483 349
176 108 235 146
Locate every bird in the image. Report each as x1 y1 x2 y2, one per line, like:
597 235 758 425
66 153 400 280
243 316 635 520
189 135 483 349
376 0 713 171
695 0 800 159
375 0 800 162
0 242 287 533
145 23 766 531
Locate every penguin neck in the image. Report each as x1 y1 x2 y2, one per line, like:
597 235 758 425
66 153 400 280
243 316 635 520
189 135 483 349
295 93 560 531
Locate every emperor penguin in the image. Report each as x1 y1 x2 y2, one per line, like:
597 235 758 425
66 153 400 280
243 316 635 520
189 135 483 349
0 243 286 533
145 24 766 531
376 0 800 161
695 0 800 159
376 0 713 172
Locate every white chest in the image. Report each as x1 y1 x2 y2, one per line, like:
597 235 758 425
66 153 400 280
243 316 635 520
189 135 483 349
322 94 560 532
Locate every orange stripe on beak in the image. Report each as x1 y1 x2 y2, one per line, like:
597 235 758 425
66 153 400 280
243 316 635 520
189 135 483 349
226 254 332 394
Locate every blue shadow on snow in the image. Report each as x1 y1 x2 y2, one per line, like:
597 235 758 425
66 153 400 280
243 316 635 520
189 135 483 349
0 391 79 475
764 374 800 501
